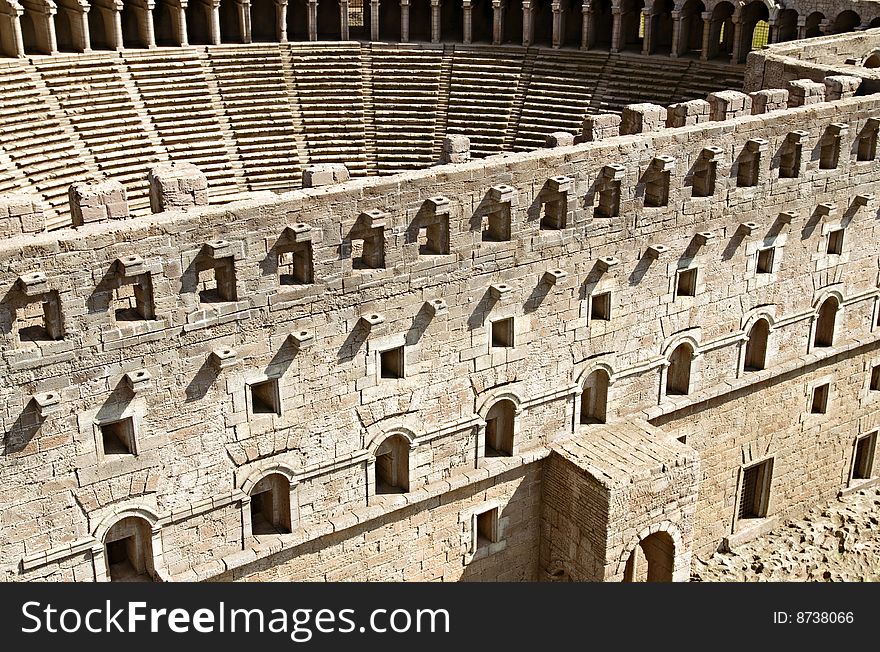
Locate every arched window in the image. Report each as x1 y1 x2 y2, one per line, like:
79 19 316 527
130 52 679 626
738 0 769 62
814 297 839 348
104 516 156 582
484 399 515 457
249 473 292 535
744 318 769 371
623 531 674 582
833 10 861 34
665 343 693 395
374 434 410 494
579 369 609 424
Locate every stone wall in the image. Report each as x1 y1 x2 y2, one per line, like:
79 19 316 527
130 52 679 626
3 80 880 581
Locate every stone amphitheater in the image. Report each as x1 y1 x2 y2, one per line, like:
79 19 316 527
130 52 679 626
2 1 880 583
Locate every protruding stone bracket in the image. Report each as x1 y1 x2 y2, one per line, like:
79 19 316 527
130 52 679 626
738 221 760 236
204 240 234 259
115 255 146 277
645 244 669 259
32 391 61 418
547 175 573 193
777 211 797 224
360 209 388 230
426 196 451 216
489 283 513 301
359 313 385 329
602 164 627 180
289 329 314 349
701 146 724 162
17 271 49 297
787 130 810 144
489 185 516 203
542 269 568 285
651 155 676 172
816 203 837 219
854 193 875 207
596 256 620 272
424 299 448 316
209 347 238 370
828 122 850 136
693 231 716 246
283 223 313 243
745 138 769 154
124 369 152 393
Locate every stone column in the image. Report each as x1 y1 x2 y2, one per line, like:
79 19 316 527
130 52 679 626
277 0 288 41
238 0 251 43
340 0 349 39
430 0 439 42
522 0 532 46
640 7 651 55
699 11 710 60
551 0 561 48
208 0 220 44
401 0 409 41
670 9 682 57
176 0 188 45
767 18 777 44
581 0 592 50
610 6 621 52
308 0 317 39
796 15 805 40
463 0 472 42
112 4 123 48
492 0 502 45
729 17 742 63
3 3 26 57
370 0 379 40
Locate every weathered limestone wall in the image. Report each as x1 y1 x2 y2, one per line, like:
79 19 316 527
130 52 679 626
3 85 880 581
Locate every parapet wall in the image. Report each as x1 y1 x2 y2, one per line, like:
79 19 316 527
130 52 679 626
3 75 880 581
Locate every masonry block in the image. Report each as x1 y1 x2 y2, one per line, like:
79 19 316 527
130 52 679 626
621 103 667 134
750 88 789 114
69 179 129 226
666 99 710 127
787 79 826 107
707 90 752 121
545 132 574 147
440 136 470 164
824 75 861 101
149 163 209 213
582 114 621 141
0 194 45 238
302 163 350 188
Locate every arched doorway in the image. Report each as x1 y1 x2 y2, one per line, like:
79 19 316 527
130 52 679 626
186 0 214 44
470 0 492 42
154 0 180 45
619 0 643 52
220 0 244 42
440 0 462 41
623 531 674 582
121 0 153 47
776 8 797 42
374 434 411 493
288 0 309 40
833 10 860 34
708 1 733 60
533 0 553 45
561 0 581 48
249 473 293 535
591 0 611 48
53 5 77 52
504 0 523 44
377 0 401 40
665 343 693 395
737 0 767 63
103 516 156 582
409 0 432 41
648 0 673 54
579 369 609 424
484 399 516 457
814 297 838 348
678 0 704 56
744 318 769 371
804 11 823 38
316 0 342 39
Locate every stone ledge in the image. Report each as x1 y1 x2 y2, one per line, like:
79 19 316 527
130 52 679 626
838 476 880 498
722 515 780 551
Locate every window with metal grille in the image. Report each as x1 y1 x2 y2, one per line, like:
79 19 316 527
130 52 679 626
739 459 772 520
348 0 365 27
751 21 769 49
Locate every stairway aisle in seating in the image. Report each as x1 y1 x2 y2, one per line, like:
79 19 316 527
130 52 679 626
33 54 167 215
446 47 526 158
591 53 692 114
286 42 368 178
368 44 444 174
203 45 303 191
0 60 98 225
124 48 248 200
511 50 608 151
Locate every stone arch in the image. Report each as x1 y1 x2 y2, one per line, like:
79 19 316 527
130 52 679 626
804 10 823 38
238 459 298 495
677 0 705 56
408 0 432 41
121 0 155 47
53 0 80 51
647 0 673 54
439 0 462 41
251 0 279 41
89 0 121 49
470 0 492 42
219 0 244 41
20 0 56 54
185 0 216 44
871 16 880 28
833 9 859 34
0 0 24 57
578 367 610 424
239 463 298 537
662 333 699 396
478 392 522 457
617 519 685 581
503 0 523 44
561 0 581 47
532 0 553 45
864 51 880 69
707 0 733 60
776 6 795 41
813 292 842 348
744 317 770 371
618 0 644 51
737 0 768 62
373 432 412 493
378 0 401 39
92 504 163 583
153 0 183 44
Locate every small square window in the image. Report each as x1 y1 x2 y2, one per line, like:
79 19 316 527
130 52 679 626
491 318 514 348
278 242 313 285
475 507 499 549
756 247 775 274
676 268 698 298
250 379 281 415
380 346 405 379
871 365 880 391
827 229 844 255
811 383 830 414
590 292 611 321
100 417 136 457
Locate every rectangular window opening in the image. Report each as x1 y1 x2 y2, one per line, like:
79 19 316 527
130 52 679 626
676 268 698 298
811 383 830 414
482 204 512 242
871 365 880 391
198 259 236 303
250 379 281 415
100 417 136 457
590 292 612 321
738 459 772 520
540 196 567 230
779 142 802 179
852 433 877 480
827 228 844 255
491 317 515 348
595 182 621 217
475 507 499 549
857 129 878 161
278 242 314 285
380 346 405 379
756 247 775 274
